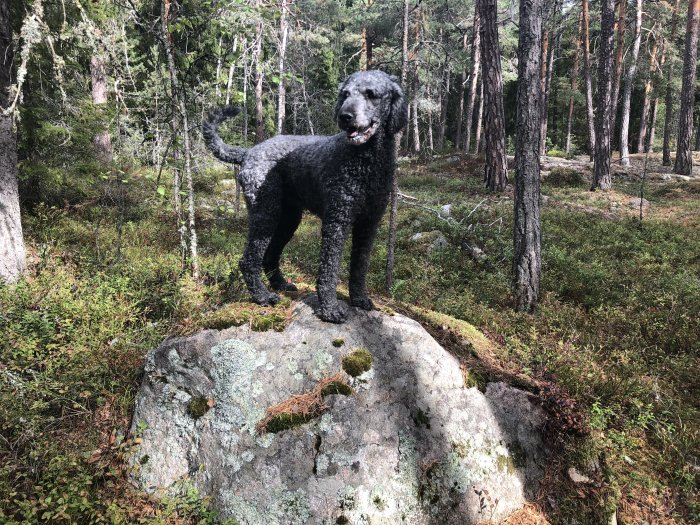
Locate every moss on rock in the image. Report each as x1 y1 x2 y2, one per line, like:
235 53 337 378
342 348 373 377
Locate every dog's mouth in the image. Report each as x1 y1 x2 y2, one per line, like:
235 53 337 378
345 121 379 145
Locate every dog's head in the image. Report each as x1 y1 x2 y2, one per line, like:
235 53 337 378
334 70 408 145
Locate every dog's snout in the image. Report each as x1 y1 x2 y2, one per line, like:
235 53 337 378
339 111 354 124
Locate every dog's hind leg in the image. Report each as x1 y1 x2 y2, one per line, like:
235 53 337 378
348 217 381 311
239 192 283 306
263 204 302 292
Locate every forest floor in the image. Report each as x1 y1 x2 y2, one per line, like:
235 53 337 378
1 152 698 524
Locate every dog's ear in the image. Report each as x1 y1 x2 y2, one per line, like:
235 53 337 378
387 77 408 135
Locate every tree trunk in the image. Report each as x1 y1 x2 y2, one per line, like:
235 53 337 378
437 68 449 150
674 0 700 175
566 12 583 156
513 0 542 313
610 0 627 138
637 36 659 153
90 55 112 162
619 0 642 166
478 0 508 191
538 29 549 156
582 0 596 160
386 0 409 294
464 7 481 154
411 18 420 154
663 0 681 166
455 34 467 150
475 79 484 154
0 0 25 283
254 0 265 144
276 0 289 135
162 0 198 278
592 0 616 191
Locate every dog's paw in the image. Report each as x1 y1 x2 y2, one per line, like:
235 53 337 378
253 291 281 306
350 296 374 311
316 302 348 323
270 280 298 292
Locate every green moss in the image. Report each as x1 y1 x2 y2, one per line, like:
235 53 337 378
320 381 353 397
250 312 286 332
187 396 212 418
463 368 487 392
507 441 527 468
341 348 373 377
263 412 314 433
332 338 345 347
496 454 517 474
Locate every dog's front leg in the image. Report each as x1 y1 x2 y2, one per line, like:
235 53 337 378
316 217 352 323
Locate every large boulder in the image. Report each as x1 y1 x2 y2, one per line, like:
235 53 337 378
130 297 547 524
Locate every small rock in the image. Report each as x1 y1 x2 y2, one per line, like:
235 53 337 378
567 467 592 484
410 232 424 242
411 219 422 229
430 232 449 251
627 197 650 209
541 195 550 205
439 204 452 217
464 243 487 261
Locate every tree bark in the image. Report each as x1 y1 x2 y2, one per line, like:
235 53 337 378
674 0 700 175
0 0 25 283
566 11 583 156
478 0 508 191
514 0 542 313
538 27 549 156
437 67 449 150
411 16 421 154
455 34 467 150
619 0 642 166
254 0 265 144
663 0 681 166
475 79 484 154
610 0 627 138
582 0 596 160
464 7 481 154
90 55 112 162
386 0 409 294
592 0 616 190
637 35 659 153
276 0 289 135
162 0 198 278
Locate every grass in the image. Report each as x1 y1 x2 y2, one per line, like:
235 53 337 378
0 156 698 524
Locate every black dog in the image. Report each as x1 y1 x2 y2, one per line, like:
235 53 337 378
203 70 407 323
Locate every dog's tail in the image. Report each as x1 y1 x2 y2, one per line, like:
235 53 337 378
202 106 247 165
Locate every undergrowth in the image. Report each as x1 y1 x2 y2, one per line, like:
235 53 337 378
1 158 698 524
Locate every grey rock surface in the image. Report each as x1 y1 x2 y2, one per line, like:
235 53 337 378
130 297 547 524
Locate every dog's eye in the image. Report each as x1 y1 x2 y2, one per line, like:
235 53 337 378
365 89 378 99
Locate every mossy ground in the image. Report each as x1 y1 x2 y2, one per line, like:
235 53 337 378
1 154 698 523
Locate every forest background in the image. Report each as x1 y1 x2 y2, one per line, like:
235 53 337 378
0 0 699 523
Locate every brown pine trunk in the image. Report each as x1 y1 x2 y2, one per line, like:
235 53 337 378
592 0 616 191
464 7 481 153
0 0 25 283
582 0 596 160
566 12 583 156
90 55 112 162
637 37 658 153
514 0 543 313
276 0 289 135
478 0 508 191
610 0 627 137
663 0 681 166
619 0 642 166
674 0 700 175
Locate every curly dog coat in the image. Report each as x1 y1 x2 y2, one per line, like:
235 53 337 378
203 70 408 323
